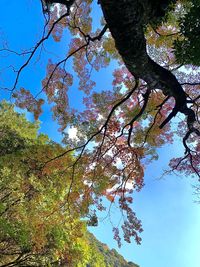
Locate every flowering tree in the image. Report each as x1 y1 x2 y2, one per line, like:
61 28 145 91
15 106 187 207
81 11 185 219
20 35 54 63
0 0 199 246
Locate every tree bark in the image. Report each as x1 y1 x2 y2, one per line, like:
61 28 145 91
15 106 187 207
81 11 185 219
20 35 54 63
45 0 197 131
99 0 196 129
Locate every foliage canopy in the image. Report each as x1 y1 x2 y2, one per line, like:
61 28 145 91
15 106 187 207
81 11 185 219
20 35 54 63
0 102 139 266
0 0 200 258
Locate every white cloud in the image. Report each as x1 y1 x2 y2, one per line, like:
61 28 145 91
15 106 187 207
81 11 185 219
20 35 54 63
67 126 78 140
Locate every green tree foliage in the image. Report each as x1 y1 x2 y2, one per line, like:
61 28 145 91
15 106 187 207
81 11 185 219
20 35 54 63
174 0 200 65
0 101 139 266
0 0 200 253
87 233 139 267
0 102 117 266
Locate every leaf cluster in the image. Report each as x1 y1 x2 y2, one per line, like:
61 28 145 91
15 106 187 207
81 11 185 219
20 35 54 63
174 0 200 65
0 102 139 266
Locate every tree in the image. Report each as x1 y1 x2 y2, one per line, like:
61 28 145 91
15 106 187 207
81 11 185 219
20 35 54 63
0 0 199 246
0 101 139 266
0 102 108 266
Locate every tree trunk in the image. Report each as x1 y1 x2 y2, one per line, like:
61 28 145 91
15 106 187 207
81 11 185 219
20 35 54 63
99 0 196 128
45 0 197 131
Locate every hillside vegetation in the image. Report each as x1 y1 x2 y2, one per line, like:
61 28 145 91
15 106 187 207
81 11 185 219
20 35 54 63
88 233 139 267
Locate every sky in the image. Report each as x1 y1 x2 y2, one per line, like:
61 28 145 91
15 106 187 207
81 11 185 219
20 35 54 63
0 1 200 267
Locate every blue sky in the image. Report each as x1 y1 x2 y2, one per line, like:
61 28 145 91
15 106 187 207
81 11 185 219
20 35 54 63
0 1 200 266
90 143 200 267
